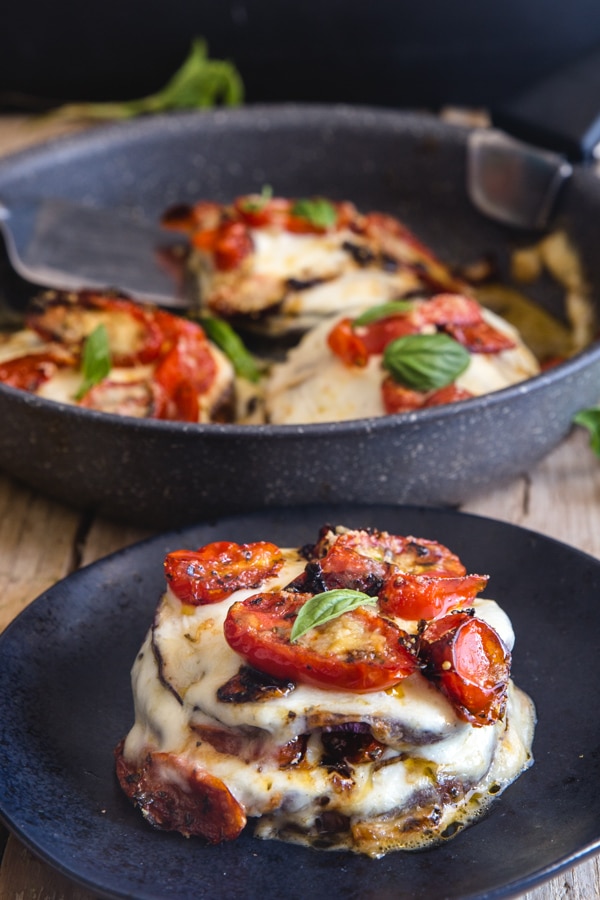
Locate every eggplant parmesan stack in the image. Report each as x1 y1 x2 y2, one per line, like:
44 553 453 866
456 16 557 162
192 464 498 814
0 289 235 422
265 293 540 423
161 193 470 337
116 524 535 858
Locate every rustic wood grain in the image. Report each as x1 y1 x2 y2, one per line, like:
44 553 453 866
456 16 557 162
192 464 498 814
1 115 599 900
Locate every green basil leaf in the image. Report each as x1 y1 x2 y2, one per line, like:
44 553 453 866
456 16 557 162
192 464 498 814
199 315 262 383
383 332 470 392
290 589 377 643
352 300 414 327
40 38 244 123
291 198 337 229
574 407 600 456
75 324 111 400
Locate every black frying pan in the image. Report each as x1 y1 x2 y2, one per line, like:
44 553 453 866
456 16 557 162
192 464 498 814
0 105 599 529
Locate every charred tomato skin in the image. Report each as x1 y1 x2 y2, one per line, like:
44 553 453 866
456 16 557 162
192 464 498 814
418 612 511 726
378 572 489 621
114 740 246 842
224 590 418 693
164 540 284 605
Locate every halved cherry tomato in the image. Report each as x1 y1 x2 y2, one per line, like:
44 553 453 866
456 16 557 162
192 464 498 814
381 376 425 413
445 319 516 353
356 314 418 355
164 540 285 604
153 325 217 422
311 541 389 594
234 195 290 229
422 384 474 406
418 612 510 725
327 318 369 367
0 349 74 391
416 293 482 327
192 220 253 270
311 529 466 577
224 590 418 692
114 740 246 842
381 377 474 413
378 572 489 620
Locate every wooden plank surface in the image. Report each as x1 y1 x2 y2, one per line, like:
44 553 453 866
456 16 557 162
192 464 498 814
1 114 599 900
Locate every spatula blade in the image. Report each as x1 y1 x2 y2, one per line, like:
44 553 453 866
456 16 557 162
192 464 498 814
466 129 573 231
0 197 190 307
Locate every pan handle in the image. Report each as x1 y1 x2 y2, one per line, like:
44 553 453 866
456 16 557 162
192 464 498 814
491 45 600 162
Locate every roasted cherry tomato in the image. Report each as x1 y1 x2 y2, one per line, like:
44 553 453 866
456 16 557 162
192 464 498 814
381 376 426 413
327 318 369 367
224 590 418 692
311 529 466 577
192 220 254 270
445 319 516 353
164 540 284 605
416 293 482 327
418 612 510 726
381 377 473 414
0 349 74 391
378 572 489 621
115 741 246 842
234 195 290 229
422 384 474 406
313 540 389 594
355 314 418 356
153 323 217 422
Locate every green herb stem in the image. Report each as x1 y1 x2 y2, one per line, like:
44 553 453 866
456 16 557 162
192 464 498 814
38 39 243 124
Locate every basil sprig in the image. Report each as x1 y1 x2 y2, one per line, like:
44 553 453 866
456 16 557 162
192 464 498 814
383 332 470 392
40 38 243 123
291 198 337 230
75 324 112 400
199 315 262 383
352 300 414 327
290 589 377 643
574 407 600 456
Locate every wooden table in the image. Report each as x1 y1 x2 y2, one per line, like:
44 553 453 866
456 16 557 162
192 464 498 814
1 114 600 900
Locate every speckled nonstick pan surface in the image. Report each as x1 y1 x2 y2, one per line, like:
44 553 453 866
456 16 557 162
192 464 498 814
0 105 599 529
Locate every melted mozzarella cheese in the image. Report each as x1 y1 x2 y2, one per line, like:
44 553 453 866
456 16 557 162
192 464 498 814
250 229 351 280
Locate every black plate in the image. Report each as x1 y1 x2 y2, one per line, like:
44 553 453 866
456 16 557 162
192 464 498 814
1 504 600 900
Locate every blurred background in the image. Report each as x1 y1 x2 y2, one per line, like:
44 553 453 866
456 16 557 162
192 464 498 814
1 0 600 111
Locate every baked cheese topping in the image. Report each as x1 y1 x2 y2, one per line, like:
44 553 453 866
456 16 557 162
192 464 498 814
116 525 535 858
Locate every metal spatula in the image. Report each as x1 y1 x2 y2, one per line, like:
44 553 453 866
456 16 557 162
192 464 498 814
0 196 189 308
467 46 600 230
